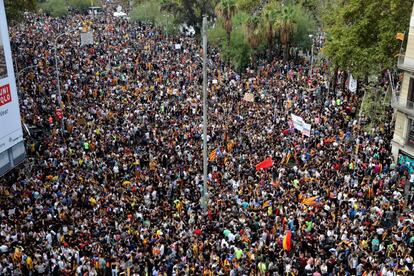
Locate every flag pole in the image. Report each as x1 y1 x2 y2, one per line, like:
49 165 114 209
201 16 209 213
399 31 406 56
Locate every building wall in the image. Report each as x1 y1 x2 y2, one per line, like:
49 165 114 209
394 111 408 145
400 72 410 100
392 111 414 160
391 5 414 161
408 14 414 59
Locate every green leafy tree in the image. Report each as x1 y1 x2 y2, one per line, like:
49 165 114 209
40 0 69 17
245 16 260 49
215 0 237 47
130 0 177 34
294 0 328 23
208 10 250 71
275 3 297 60
4 0 36 23
245 15 262 64
323 0 414 81
161 0 218 34
261 2 278 53
235 0 260 13
68 0 97 11
290 3 316 50
131 0 161 22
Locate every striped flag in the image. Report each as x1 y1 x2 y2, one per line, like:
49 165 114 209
301 196 318 206
227 140 235 152
209 149 217 161
396 32 405 41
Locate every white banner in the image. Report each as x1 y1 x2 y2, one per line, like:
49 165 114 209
291 114 311 136
302 123 311 137
0 0 24 153
348 74 357 93
80 31 94 46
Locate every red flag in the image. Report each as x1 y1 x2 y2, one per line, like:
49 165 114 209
283 230 292 251
255 157 273 171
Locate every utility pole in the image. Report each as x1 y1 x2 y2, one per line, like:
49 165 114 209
16 65 38 97
54 43 64 134
201 16 208 213
54 27 78 135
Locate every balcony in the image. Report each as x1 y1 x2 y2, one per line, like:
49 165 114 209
391 96 414 115
398 55 414 72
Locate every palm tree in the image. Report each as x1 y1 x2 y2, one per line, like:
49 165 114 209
261 4 278 58
245 15 262 67
215 0 237 47
274 3 297 61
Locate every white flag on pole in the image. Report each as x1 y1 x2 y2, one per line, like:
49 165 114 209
348 74 357 93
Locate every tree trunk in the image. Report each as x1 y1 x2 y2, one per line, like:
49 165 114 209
251 49 258 68
267 35 273 60
332 65 339 93
342 70 348 92
267 25 273 60
283 45 289 61
225 30 231 65
277 42 282 57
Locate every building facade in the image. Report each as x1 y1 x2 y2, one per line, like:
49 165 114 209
391 5 414 169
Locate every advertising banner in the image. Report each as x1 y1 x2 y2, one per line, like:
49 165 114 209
0 0 24 154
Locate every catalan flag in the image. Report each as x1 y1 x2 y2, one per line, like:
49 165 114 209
301 196 319 206
396 32 405 41
209 148 218 161
262 200 271 209
227 140 235 152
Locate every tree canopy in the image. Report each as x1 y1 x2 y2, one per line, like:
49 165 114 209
4 0 36 23
160 0 217 34
323 0 414 80
209 0 316 70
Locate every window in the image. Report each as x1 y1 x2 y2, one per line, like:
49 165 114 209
408 77 414 102
408 119 414 146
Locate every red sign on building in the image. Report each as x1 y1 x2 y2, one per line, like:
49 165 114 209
0 84 11 107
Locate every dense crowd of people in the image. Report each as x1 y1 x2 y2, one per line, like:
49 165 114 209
1 4 414 276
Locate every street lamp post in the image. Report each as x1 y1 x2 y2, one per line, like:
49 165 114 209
201 16 208 213
54 27 79 135
15 65 38 97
